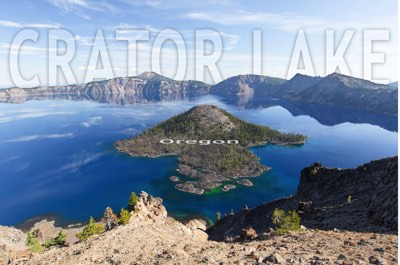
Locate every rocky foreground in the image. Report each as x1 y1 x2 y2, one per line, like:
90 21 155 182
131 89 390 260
0 157 397 265
1 193 396 265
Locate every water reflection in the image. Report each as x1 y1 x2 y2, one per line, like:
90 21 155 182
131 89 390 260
0 93 396 132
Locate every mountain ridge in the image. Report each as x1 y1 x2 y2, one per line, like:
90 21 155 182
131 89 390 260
0 72 397 115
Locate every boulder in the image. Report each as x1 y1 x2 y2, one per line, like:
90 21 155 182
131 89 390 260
240 227 257 240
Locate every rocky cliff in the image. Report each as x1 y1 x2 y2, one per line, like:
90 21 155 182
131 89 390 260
0 72 210 101
207 156 398 241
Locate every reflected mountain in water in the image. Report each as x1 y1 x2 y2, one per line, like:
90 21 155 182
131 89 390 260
222 95 398 132
0 92 198 105
0 92 396 132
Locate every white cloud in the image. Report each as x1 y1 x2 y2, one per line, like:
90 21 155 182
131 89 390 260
81 116 103 127
123 0 236 10
0 20 62 29
16 111 74 119
53 151 105 174
0 109 75 123
184 10 397 33
185 11 328 32
48 0 119 14
4 133 75 142
3 155 19 162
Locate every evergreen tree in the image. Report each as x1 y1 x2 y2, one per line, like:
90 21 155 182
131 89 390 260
119 208 131 225
44 230 67 248
128 192 139 211
76 217 105 241
27 232 44 253
272 208 301 235
102 207 119 230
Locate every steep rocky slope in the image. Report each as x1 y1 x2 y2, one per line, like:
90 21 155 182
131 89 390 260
207 157 397 241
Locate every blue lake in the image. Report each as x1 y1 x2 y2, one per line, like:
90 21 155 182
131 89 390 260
0 95 397 226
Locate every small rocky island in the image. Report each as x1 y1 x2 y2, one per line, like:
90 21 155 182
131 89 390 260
115 105 306 194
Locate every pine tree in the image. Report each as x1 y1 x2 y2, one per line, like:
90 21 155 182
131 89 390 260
119 208 131 225
102 207 119 230
272 208 301 235
76 217 105 241
128 192 139 211
27 232 44 253
44 230 67 248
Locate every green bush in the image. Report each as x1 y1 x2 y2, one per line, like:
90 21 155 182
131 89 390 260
128 192 139 211
119 208 131 225
44 230 67 248
347 195 352 203
272 208 301 235
27 232 44 253
76 216 105 241
216 212 221 221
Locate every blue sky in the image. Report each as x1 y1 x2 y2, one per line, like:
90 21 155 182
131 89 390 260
0 0 397 87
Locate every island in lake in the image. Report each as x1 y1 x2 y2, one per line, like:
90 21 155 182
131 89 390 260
115 105 306 194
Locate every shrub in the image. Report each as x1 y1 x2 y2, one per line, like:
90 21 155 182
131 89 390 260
128 192 139 211
216 212 221 221
44 230 67 248
272 208 301 235
27 232 44 253
102 207 119 230
347 195 352 203
119 208 131 225
76 216 105 241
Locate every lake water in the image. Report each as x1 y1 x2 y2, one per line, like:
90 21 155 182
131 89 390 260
0 95 397 226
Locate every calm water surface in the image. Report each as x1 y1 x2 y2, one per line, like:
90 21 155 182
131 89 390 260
0 95 397 225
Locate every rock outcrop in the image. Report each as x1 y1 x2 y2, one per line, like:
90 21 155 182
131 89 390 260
134 191 168 223
0 226 27 253
207 156 398 241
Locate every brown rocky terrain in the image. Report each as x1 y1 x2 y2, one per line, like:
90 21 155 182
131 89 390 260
17 220 398 265
207 157 398 241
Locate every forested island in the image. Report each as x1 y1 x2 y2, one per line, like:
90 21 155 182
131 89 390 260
115 105 306 194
